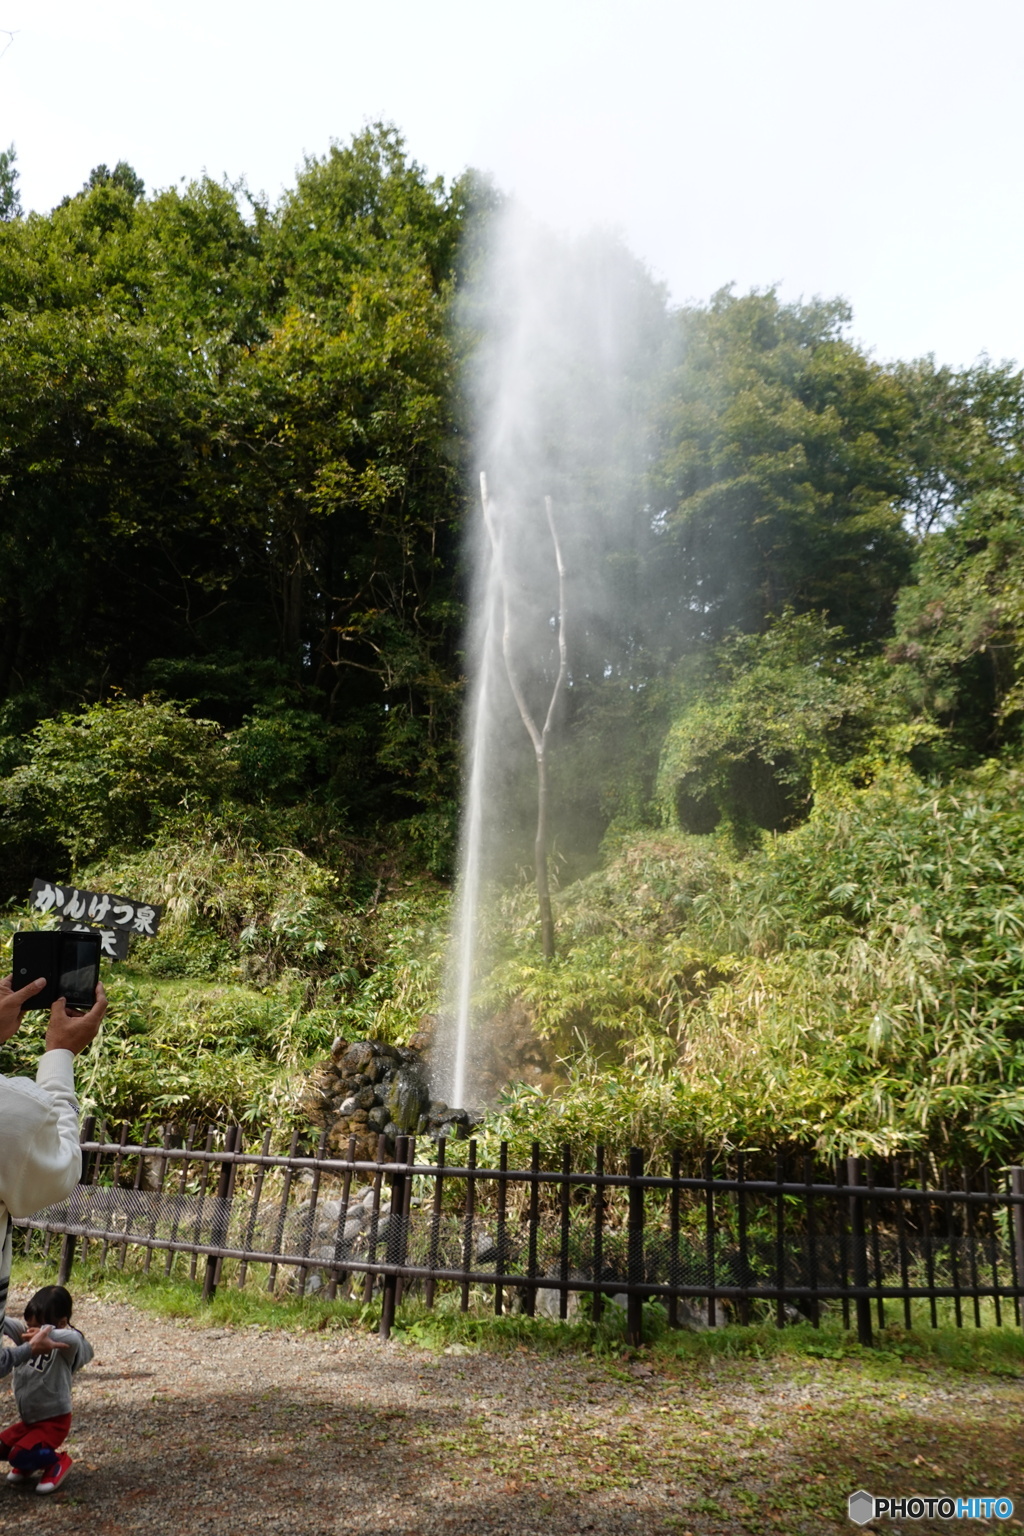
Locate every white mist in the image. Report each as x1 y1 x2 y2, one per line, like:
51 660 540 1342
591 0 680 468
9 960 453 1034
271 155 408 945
435 203 666 1108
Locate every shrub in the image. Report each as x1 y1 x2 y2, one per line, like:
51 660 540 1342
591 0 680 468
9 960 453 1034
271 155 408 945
0 696 231 871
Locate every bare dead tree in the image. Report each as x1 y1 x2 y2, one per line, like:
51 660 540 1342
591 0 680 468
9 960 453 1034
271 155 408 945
480 471 568 960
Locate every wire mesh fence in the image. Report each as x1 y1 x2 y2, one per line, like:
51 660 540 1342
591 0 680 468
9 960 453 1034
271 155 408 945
15 1118 1024 1345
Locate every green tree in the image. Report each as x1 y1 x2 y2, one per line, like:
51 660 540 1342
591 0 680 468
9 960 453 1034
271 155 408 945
876 357 1024 760
895 357 1024 536
0 169 272 707
0 143 20 220
0 126 470 839
651 288 913 650
82 161 145 199
192 127 470 820
656 611 903 835
0 697 231 872
889 489 1024 755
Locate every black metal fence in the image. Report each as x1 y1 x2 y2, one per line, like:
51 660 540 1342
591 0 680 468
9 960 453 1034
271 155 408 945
17 1118 1024 1347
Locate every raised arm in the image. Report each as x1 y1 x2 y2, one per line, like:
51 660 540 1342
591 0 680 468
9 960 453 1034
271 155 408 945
0 981 107 1217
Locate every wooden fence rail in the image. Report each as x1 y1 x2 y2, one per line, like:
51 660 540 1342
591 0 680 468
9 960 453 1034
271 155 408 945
15 1118 1024 1347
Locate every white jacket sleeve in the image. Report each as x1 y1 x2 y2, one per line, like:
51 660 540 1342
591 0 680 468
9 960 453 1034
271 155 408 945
0 1051 82 1218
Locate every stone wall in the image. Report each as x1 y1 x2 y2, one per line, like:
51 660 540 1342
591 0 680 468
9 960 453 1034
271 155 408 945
304 1038 475 1157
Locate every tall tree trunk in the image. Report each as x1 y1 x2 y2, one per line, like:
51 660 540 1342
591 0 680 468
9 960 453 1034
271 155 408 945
534 746 555 959
480 475 567 961
279 519 305 676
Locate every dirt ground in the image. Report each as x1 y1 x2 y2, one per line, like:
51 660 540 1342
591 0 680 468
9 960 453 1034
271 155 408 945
2 1292 1023 1535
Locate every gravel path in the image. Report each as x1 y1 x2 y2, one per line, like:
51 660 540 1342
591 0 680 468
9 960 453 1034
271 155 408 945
2 1291 1023 1535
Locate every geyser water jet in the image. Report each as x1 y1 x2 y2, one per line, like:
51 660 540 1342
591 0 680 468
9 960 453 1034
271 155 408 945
448 473 568 1108
435 205 666 1108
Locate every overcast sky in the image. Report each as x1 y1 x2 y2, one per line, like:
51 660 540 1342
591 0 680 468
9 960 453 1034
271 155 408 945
1 0 1021 368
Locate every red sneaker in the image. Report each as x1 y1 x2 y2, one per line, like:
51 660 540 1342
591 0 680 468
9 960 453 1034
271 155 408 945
35 1453 72 1495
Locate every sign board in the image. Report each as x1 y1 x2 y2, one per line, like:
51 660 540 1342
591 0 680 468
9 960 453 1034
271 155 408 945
58 922 131 961
30 879 163 961
31 879 163 935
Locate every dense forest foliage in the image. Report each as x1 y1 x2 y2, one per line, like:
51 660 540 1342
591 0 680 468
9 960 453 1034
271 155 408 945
1 127 1023 1164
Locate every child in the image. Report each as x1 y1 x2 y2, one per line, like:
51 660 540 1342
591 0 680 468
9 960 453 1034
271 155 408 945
0 1285 93 1494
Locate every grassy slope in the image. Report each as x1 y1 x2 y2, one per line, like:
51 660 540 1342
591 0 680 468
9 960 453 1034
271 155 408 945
3 755 1023 1166
0 843 450 1134
475 762 1024 1167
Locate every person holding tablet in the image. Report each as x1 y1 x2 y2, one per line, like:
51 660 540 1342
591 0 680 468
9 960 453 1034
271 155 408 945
0 974 108 1340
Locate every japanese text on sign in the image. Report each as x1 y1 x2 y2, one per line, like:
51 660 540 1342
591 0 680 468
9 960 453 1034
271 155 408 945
58 922 131 961
31 879 163 937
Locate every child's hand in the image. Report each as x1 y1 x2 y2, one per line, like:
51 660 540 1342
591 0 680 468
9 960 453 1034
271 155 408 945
27 1325 68 1357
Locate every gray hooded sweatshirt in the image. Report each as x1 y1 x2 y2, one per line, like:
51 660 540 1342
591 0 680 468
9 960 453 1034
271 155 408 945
1 1318 93 1421
0 1049 83 1378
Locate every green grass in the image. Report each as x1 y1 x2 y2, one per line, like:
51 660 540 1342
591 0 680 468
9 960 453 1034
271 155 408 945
11 1251 1024 1380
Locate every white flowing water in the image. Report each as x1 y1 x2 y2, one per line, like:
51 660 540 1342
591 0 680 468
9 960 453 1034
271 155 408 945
448 548 500 1109
435 205 666 1108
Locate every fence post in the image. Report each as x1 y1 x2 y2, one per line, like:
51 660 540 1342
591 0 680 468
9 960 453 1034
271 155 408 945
190 1128 216 1283
1011 1168 1024 1330
100 1123 130 1271
737 1151 750 1326
627 1147 645 1348
523 1142 540 1317
380 1136 408 1340
592 1144 605 1325
460 1139 477 1314
362 1134 388 1306
57 1115 96 1286
167 1124 196 1278
424 1136 446 1311
774 1151 786 1329
668 1148 680 1331
395 1135 415 1310
238 1129 272 1291
803 1152 819 1329
267 1128 300 1293
326 1134 357 1302
494 1141 507 1316
558 1144 571 1321
201 1126 237 1303
705 1148 716 1329
143 1127 172 1275
295 1128 326 1299
847 1155 873 1347
119 1122 149 1270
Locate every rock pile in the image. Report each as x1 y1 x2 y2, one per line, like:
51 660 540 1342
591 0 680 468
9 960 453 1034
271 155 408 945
306 1038 476 1157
